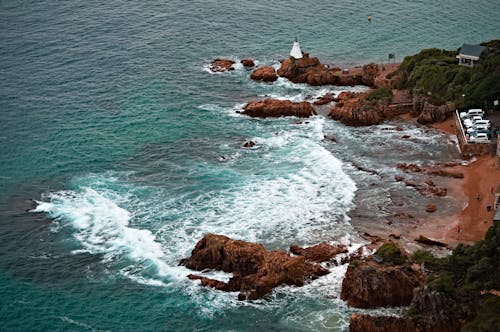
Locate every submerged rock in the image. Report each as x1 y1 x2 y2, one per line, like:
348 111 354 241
242 99 316 118
181 234 329 300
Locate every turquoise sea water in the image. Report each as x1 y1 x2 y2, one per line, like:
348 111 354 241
1 1 499 331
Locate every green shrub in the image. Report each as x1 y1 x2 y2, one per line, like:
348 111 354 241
365 87 393 104
428 271 455 294
375 242 407 265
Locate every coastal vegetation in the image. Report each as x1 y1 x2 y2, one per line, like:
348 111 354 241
410 221 500 330
395 39 500 109
365 87 393 104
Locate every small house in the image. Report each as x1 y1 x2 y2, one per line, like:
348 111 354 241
456 44 486 67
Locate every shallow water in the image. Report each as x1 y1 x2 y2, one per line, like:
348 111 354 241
1 1 498 330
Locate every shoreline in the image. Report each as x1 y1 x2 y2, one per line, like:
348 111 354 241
372 111 497 249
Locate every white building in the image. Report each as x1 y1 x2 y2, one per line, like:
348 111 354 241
290 36 303 59
457 44 486 67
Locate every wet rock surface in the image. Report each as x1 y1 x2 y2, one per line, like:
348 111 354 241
242 99 316 118
181 234 329 300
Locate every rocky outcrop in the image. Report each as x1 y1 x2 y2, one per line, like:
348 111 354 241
350 314 419 332
415 235 448 247
413 95 455 124
290 242 347 263
209 58 235 72
276 53 378 86
250 66 278 82
242 99 316 118
241 59 255 67
340 260 423 308
350 286 462 331
313 93 337 105
180 234 329 300
349 313 459 332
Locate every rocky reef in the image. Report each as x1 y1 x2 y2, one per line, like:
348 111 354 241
241 99 316 118
275 53 379 86
180 234 329 300
209 58 235 72
250 66 278 82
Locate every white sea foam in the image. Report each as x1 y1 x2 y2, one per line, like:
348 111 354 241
33 115 361 315
33 188 186 283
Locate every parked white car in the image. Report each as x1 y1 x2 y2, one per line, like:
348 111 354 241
471 133 489 142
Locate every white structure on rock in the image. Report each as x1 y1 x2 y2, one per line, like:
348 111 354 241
290 36 303 59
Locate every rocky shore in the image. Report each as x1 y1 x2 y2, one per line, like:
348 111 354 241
204 49 499 331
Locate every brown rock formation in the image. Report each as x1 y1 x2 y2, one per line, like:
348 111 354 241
250 66 278 82
350 314 419 332
415 235 448 247
181 234 329 300
276 54 377 86
242 99 316 118
328 91 386 126
313 93 337 105
241 59 255 67
340 260 423 308
290 242 348 262
242 141 256 148
426 204 437 213
210 58 235 72
412 95 455 124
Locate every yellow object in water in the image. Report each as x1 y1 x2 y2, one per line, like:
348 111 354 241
368 15 372 22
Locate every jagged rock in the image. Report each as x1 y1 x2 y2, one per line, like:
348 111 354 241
290 242 348 262
415 235 448 247
415 99 455 124
250 66 278 82
350 314 418 332
210 58 235 72
313 93 337 105
242 99 316 118
181 234 329 300
242 141 256 148
276 54 374 86
426 204 437 213
241 59 255 67
340 260 423 308
328 91 385 126
361 63 380 86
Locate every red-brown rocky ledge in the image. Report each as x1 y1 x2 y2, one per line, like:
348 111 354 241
329 89 456 127
313 93 337 105
250 66 278 82
276 53 379 86
241 99 316 118
240 59 255 67
349 287 462 332
180 234 329 300
340 259 423 308
209 58 235 72
289 242 348 263
397 163 465 179
329 92 385 126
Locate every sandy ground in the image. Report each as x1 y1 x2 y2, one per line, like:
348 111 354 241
408 117 499 246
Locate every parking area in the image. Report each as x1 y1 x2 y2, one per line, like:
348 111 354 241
459 109 498 143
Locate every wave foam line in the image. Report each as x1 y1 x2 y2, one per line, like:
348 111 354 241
32 187 185 282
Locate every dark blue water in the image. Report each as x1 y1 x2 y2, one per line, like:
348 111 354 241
1 1 499 330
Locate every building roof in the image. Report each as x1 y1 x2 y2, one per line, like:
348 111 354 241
459 44 486 58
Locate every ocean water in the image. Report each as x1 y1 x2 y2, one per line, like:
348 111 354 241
1 1 499 331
